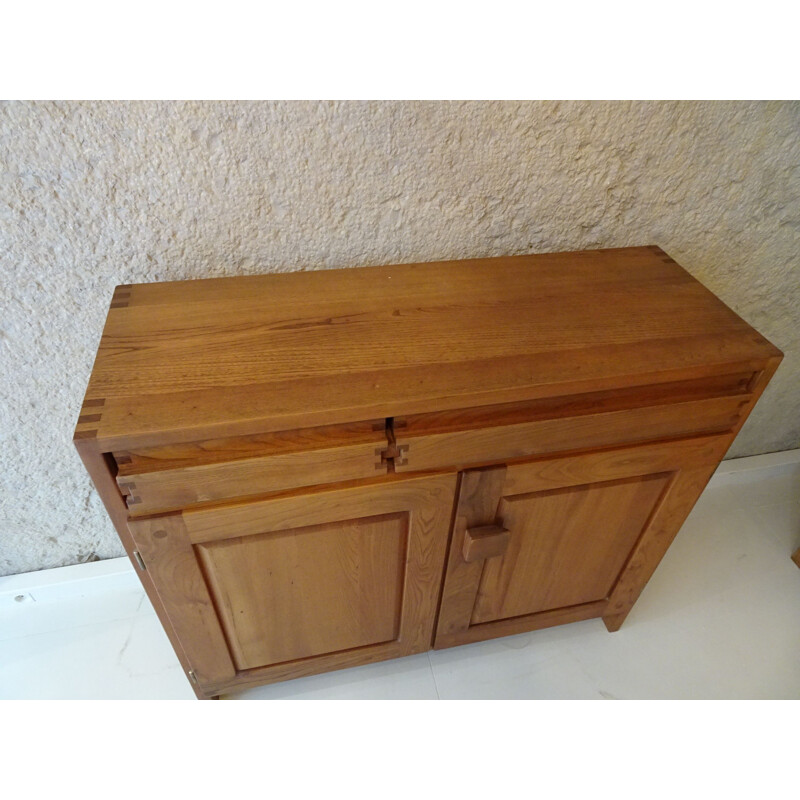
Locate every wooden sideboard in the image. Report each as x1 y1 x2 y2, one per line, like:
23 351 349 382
73 246 782 699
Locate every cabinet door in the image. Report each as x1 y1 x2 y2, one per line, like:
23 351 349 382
434 435 729 649
128 473 456 696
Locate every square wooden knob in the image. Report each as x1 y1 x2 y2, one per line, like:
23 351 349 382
462 524 511 563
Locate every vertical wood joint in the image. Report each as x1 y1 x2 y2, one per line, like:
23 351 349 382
377 417 410 472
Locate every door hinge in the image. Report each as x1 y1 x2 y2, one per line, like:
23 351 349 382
132 550 147 571
188 670 198 684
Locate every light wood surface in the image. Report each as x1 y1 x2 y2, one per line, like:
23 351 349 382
602 464 719 631
72 247 783 698
435 467 507 642
434 435 733 649
471 474 670 624
600 357 784 631
394 394 746 474
500 434 730 494
395 371 755 435
117 436 386 515
126 515 237 687
462 524 511 563
77 246 781 451
73 440 209 698
198 513 406 669
434 600 610 650
129 473 455 692
181 472 454 548
114 419 385 472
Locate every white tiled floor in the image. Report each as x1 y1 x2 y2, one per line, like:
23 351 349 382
2 456 799 700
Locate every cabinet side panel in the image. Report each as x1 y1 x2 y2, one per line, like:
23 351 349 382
73 440 209 698
602 463 718 631
603 356 783 631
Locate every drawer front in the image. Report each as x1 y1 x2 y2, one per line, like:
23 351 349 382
394 393 749 474
116 423 388 516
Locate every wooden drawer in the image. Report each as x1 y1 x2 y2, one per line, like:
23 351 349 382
114 420 388 516
393 373 754 474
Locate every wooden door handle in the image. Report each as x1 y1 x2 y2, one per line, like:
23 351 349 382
462 523 510 563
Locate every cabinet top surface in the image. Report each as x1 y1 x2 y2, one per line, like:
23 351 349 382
76 246 781 449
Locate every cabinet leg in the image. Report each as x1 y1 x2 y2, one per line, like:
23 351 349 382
191 684 222 700
603 464 719 634
602 613 626 633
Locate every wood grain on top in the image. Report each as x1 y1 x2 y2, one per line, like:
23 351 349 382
77 246 782 449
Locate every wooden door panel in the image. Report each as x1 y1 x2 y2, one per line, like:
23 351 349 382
131 473 457 696
127 515 237 687
471 474 670 624
197 512 407 669
434 436 728 649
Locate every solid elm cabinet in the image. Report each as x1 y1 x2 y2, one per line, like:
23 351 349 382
74 246 781 699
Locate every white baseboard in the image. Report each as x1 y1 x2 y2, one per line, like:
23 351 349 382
715 448 800 477
0 556 135 607
3 448 799 602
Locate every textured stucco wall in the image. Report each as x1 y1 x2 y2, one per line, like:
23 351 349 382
1 100 798 576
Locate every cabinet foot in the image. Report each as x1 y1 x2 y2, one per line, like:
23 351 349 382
602 613 625 632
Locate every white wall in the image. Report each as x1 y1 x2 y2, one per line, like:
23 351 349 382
1 100 798 576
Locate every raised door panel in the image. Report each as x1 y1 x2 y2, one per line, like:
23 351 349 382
434 435 729 649
197 512 406 669
470 474 669 624
129 473 457 696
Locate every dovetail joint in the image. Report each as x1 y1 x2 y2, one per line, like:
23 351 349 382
378 417 411 472
380 441 402 462
378 441 409 463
